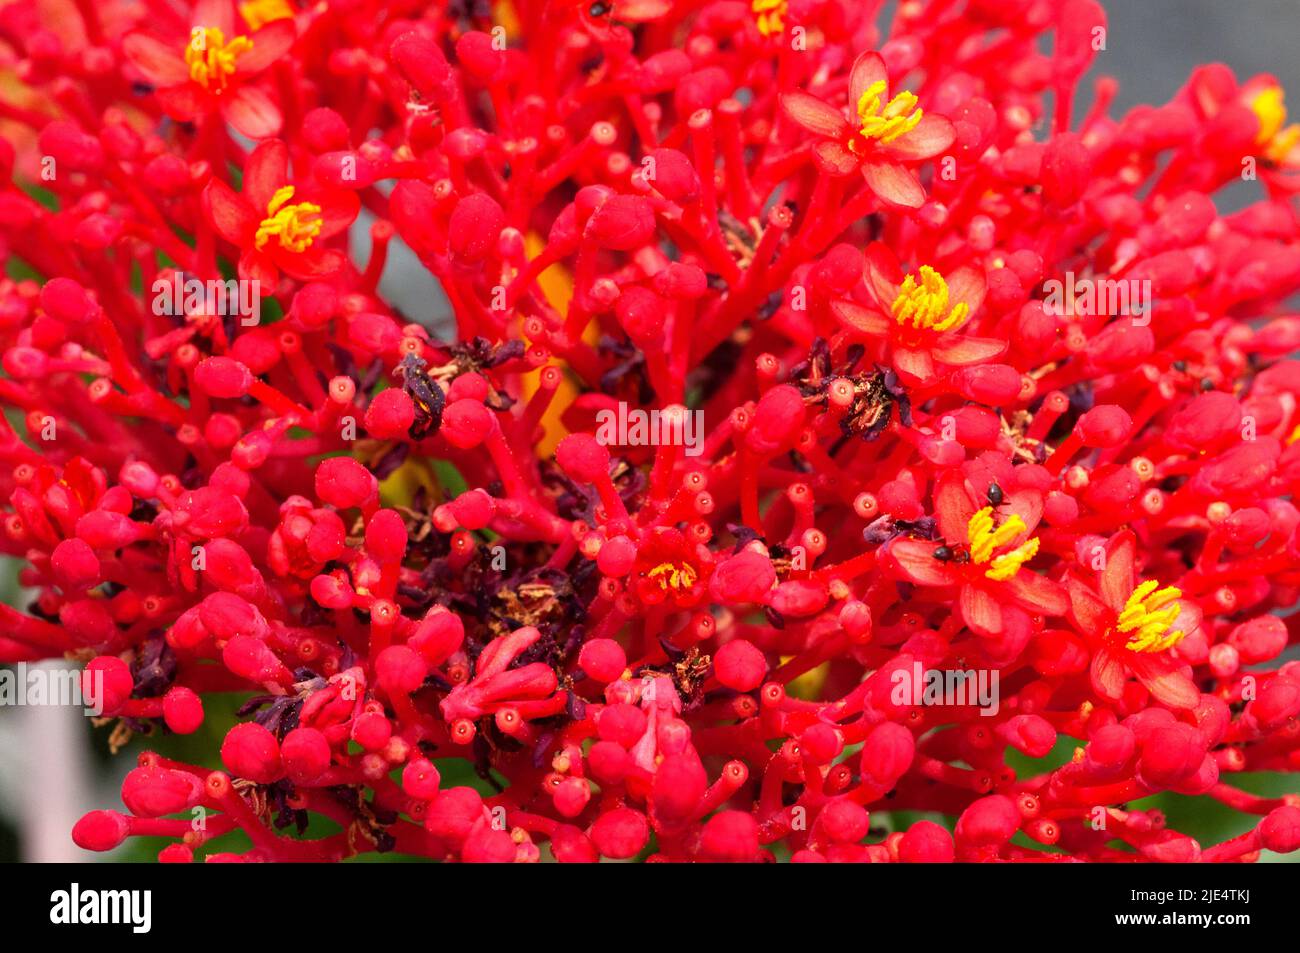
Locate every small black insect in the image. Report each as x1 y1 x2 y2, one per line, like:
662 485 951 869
589 1 610 15
933 545 953 561
987 482 1004 506
395 353 445 440
1172 360 1188 372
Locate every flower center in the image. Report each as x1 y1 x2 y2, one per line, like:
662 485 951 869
648 561 697 591
891 265 969 332
856 80 923 144
1250 86 1300 163
967 506 1038 581
752 0 788 36
240 0 294 31
255 186 323 253
1116 580 1185 653
184 27 252 93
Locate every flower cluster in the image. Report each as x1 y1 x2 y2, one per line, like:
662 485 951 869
1 0 1299 863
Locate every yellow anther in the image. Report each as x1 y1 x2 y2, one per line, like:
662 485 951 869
1116 581 1185 653
240 0 294 31
1250 86 1300 163
856 79 923 145
255 186 323 253
1252 87 1288 143
648 561 698 592
752 0 787 36
967 505 1029 565
890 266 969 332
184 27 252 92
985 537 1039 582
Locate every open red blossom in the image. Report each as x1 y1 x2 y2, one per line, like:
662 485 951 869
122 0 294 139
201 138 360 285
781 52 955 207
1065 530 1203 711
833 242 1004 384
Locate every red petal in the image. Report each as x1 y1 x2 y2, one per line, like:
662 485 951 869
830 300 891 337
882 538 960 587
881 114 956 161
221 85 283 140
863 241 902 308
276 245 346 280
608 0 673 19
238 249 278 287
892 346 935 382
193 0 235 35
1090 647 1125 700
814 140 861 176
780 92 850 139
930 334 1007 365
1129 655 1200 711
960 583 1004 637
237 20 296 74
1100 530 1137 612
934 473 977 544
154 83 206 122
202 179 257 245
301 189 361 239
243 138 290 211
1003 487 1043 535
1004 572 1069 617
946 265 987 317
123 34 189 86
1066 577 1111 639
863 159 924 209
848 52 888 106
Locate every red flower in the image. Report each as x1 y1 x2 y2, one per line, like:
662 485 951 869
1065 530 1203 711
122 0 294 138
201 138 360 285
882 473 1067 657
781 52 955 207
832 242 1004 384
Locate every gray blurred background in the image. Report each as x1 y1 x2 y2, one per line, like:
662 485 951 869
3 0 1299 861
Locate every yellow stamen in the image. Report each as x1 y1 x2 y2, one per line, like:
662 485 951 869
966 506 1037 581
648 561 698 592
255 186 323 253
856 79 923 145
1116 581 1185 653
890 266 969 332
985 537 1039 582
184 27 253 93
1250 86 1300 164
752 0 787 36
240 0 294 31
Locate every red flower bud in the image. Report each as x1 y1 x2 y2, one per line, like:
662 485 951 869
591 807 649 859
282 727 332 785
713 639 767 692
220 723 283 784
579 639 627 682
